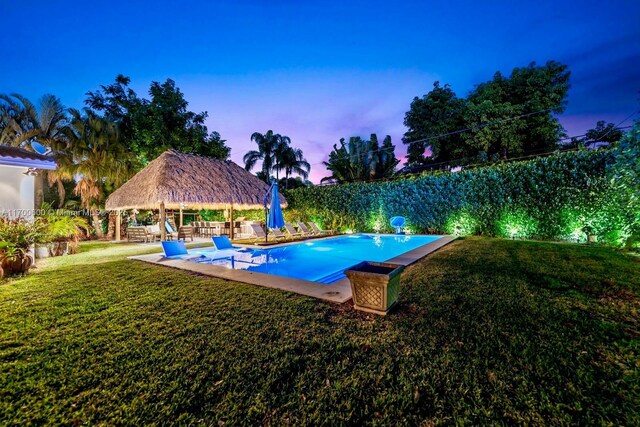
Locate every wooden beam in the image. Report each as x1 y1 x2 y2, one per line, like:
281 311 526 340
179 208 184 228
229 204 234 240
160 202 166 241
115 210 121 242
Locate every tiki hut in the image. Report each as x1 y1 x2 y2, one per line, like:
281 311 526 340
105 150 287 240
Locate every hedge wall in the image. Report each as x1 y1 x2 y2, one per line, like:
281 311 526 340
285 149 638 247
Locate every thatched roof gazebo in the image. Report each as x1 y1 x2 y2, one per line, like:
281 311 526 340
106 150 287 241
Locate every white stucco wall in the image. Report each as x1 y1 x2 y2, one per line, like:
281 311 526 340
0 165 35 219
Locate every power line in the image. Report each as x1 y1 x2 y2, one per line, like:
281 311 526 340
306 108 552 168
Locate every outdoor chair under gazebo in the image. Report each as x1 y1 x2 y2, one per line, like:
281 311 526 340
105 150 287 241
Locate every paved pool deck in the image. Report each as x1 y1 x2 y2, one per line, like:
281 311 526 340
129 234 457 303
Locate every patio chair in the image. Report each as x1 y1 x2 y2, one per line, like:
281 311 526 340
308 222 332 235
284 223 303 239
128 226 152 242
296 221 315 236
178 226 194 242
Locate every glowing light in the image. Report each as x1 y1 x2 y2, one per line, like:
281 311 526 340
444 211 477 236
345 229 354 234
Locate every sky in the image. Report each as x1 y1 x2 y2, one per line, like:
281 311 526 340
1 0 639 182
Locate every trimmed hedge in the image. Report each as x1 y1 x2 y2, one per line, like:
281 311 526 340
285 149 638 246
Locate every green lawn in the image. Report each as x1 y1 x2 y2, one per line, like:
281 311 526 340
1 238 638 425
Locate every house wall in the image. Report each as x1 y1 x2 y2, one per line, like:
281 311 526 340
0 165 35 219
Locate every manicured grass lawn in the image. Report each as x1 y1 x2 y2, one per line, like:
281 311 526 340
1 238 638 425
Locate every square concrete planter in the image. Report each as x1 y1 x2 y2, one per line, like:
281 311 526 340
345 261 404 315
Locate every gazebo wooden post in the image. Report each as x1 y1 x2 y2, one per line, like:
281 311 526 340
229 204 234 240
160 202 167 241
179 207 184 228
115 210 121 242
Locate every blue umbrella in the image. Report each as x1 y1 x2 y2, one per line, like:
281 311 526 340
267 182 285 229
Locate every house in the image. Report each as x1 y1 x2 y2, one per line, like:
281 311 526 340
0 146 56 219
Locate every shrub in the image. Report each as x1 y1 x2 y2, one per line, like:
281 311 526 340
286 149 637 246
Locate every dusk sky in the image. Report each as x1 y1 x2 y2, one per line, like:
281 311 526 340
2 0 639 182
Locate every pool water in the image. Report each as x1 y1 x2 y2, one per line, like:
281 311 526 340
186 234 442 284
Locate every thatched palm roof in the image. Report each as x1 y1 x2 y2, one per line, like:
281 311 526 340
105 150 287 210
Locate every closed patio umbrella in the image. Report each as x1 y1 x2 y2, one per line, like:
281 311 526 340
267 182 285 230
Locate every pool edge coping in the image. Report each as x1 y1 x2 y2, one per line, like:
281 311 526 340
128 234 457 303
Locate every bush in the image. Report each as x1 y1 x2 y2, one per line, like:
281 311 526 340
286 149 637 246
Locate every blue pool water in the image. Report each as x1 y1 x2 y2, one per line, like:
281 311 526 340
185 234 441 284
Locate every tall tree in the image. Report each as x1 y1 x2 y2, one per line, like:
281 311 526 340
403 61 571 165
243 130 291 180
275 146 310 188
0 94 70 207
64 109 135 236
322 134 399 183
402 82 466 165
85 75 230 164
584 120 624 146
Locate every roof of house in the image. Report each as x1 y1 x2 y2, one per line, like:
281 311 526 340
105 149 287 210
0 146 57 170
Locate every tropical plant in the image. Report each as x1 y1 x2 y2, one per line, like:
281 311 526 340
64 108 136 237
322 134 399 183
275 146 310 188
36 203 90 255
0 93 70 207
243 130 291 179
0 218 48 277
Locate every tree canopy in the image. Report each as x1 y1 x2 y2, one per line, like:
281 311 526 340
85 75 230 164
403 61 571 165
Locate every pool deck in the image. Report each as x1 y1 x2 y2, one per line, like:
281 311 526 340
129 234 456 303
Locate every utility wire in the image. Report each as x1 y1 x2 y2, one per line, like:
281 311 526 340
306 108 552 167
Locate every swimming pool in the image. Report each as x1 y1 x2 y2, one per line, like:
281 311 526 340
184 234 442 284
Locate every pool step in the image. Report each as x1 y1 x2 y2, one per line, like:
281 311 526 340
316 271 346 284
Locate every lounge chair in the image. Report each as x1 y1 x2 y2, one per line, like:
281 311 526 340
161 240 209 261
212 236 238 250
164 220 180 240
250 223 270 242
284 223 302 239
269 227 287 240
308 222 332 235
296 221 315 236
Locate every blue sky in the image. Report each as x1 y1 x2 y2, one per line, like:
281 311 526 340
2 0 639 182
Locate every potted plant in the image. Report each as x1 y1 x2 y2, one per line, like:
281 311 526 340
345 261 405 315
0 218 47 277
36 204 90 257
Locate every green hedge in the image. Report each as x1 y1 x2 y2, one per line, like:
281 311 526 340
285 149 638 246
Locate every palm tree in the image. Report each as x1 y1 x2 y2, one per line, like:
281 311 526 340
321 134 398 184
65 109 135 237
275 146 310 189
243 130 291 180
0 94 69 207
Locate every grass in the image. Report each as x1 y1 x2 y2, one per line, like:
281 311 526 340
0 237 638 425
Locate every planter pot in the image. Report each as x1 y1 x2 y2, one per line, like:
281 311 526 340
345 261 404 315
587 234 597 244
49 241 70 257
1 252 34 276
35 245 50 259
